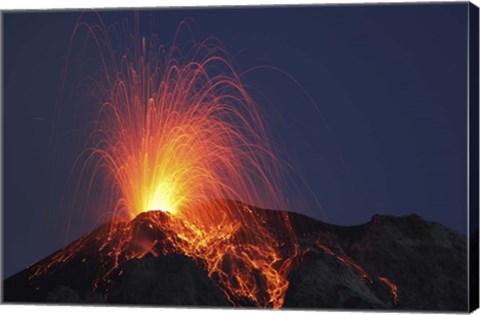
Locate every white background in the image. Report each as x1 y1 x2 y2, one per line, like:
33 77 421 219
0 0 478 315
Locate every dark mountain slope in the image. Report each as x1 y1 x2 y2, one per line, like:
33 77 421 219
3 206 467 311
284 213 467 311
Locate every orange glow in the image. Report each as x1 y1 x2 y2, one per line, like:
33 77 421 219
30 15 399 309
78 29 290 221
315 239 399 306
46 17 299 308
378 276 398 305
315 240 372 283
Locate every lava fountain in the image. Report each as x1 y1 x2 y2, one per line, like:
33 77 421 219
44 15 299 308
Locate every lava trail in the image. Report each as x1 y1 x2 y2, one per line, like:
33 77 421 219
41 14 299 308
33 13 399 309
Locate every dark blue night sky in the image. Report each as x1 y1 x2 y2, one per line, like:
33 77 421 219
3 3 469 278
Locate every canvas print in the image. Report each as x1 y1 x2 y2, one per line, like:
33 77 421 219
2 2 479 312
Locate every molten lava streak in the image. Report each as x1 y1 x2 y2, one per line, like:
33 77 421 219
32 16 398 309
315 239 398 306
43 17 298 308
378 276 398 305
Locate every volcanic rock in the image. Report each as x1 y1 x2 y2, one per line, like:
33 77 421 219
3 206 468 311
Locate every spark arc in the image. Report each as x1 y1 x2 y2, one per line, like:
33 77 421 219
59 17 298 308
31 15 400 309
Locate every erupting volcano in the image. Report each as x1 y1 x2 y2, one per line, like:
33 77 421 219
3 13 469 312
46 16 301 308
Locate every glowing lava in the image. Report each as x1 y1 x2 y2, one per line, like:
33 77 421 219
75 24 291 222
378 276 398 305
51 16 298 308
315 240 372 283
32 14 399 309
315 239 398 306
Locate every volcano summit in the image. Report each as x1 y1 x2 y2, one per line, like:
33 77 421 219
4 203 467 311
